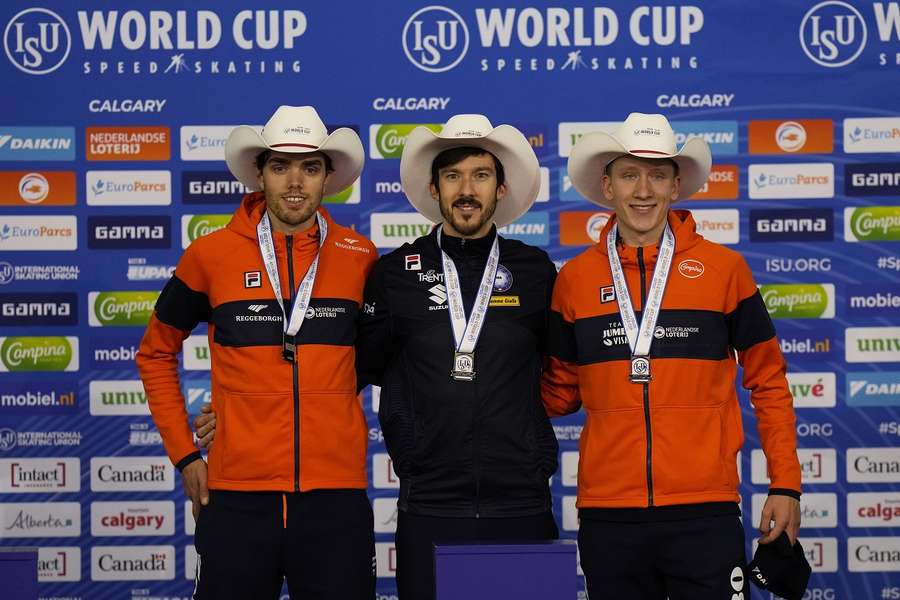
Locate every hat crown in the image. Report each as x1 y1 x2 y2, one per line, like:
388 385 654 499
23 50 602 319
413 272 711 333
613 112 678 156
439 114 494 140
261 105 329 148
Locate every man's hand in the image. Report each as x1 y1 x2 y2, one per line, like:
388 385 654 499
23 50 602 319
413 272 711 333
182 459 209 521
193 403 216 449
758 494 801 545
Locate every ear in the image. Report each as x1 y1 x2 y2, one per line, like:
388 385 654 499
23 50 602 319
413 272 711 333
429 182 439 202
495 181 508 202
670 174 681 202
601 174 614 204
257 171 265 191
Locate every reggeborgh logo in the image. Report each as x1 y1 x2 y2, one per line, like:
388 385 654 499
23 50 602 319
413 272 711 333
403 6 469 73
800 1 867 68
4 8 71 75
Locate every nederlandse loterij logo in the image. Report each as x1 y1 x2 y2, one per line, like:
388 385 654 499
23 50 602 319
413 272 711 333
181 214 231 248
845 206 900 242
88 291 158 327
4 8 71 75
799 1 867 68
0 336 77 372
403 6 469 73
369 124 441 159
759 283 835 318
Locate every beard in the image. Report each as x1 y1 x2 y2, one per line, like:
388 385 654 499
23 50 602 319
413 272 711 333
265 189 321 230
439 194 498 237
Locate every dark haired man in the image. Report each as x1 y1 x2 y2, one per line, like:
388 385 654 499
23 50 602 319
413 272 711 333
355 114 560 599
137 105 377 599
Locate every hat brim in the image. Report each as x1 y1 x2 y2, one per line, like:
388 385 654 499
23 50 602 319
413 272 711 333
567 133 712 209
399 124 540 227
225 126 364 196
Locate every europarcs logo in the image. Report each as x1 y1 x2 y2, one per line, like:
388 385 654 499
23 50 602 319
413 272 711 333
3 8 71 75
799 1 867 68
403 6 469 73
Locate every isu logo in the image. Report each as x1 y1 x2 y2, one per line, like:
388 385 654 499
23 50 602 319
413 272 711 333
678 259 705 279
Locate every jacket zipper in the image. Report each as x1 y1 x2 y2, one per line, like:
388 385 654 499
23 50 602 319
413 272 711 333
467 244 482 518
637 247 654 507
286 234 301 493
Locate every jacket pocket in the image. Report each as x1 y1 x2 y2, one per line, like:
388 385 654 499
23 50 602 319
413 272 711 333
653 405 733 497
216 389 293 484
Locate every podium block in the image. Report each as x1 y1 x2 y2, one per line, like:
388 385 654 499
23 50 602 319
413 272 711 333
434 541 577 600
0 548 38 600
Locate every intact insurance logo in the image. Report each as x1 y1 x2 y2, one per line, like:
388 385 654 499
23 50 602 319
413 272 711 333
402 5 706 74
844 206 900 242
370 124 441 159
0 336 78 372
88 291 159 327
0 127 74 161
3 8 71 74
847 372 900 407
759 283 835 319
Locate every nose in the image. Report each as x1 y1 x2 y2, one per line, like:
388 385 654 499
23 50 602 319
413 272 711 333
459 174 476 197
633 174 653 199
287 165 304 189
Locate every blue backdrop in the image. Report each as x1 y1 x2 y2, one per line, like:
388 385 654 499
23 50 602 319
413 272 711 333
1 1 899 598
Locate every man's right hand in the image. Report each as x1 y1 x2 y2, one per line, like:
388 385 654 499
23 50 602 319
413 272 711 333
182 459 209 521
193 403 217 449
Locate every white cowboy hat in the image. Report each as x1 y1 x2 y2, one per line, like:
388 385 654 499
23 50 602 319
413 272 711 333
400 114 540 227
567 112 712 208
225 105 364 196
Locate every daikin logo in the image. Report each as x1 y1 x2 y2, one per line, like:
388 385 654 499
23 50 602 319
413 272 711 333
846 372 900 407
4 8 72 74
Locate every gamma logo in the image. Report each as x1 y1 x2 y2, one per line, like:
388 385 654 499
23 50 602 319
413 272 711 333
403 6 469 73
799 1 867 68
4 8 71 75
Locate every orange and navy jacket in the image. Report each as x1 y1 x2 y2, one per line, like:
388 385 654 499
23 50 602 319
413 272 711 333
542 210 801 510
136 193 377 492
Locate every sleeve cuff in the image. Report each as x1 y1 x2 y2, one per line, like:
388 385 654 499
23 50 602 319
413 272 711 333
768 487 801 500
175 451 203 472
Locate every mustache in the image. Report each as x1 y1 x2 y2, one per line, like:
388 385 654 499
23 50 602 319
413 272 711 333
452 196 481 208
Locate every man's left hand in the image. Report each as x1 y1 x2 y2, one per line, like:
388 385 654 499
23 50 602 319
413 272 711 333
758 494 801 545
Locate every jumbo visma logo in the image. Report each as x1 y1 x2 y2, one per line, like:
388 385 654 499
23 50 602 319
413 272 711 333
847 206 900 241
0 336 77 371
89 291 159 327
370 124 441 159
760 284 835 319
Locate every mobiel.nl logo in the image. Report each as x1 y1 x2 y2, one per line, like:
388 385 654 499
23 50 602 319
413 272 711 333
88 291 158 327
0 336 78 372
759 284 835 319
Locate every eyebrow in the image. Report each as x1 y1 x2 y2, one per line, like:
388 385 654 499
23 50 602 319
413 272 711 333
266 157 324 167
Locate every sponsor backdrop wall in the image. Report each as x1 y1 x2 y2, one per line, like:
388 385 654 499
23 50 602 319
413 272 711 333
0 0 899 598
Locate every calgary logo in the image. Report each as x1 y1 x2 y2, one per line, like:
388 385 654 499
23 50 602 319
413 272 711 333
403 5 469 73
800 1 867 68
4 8 71 75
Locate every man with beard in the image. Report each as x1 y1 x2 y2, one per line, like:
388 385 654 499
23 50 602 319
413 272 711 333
356 114 560 599
542 113 802 599
137 105 377 599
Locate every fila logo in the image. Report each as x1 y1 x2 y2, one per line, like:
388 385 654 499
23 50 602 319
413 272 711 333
247 304 267 313
600 285 615 303
343 238 359 245
244 271 261 288
405 254 421 271
429 284 447 305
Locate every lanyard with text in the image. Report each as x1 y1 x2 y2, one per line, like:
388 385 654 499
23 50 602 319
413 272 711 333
606 222 675 383
437 228 500 382
257 210 328 363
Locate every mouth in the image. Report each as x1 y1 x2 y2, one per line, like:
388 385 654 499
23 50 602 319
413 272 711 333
452 198 482 215
281 194 307 206
629 202 657 215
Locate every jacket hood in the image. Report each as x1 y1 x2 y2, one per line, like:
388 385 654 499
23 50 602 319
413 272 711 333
595 209 703 267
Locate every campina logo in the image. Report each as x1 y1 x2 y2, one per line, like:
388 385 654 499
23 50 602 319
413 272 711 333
845 206 900 242
88 291 158 327
0 336 77 372
4 8 71 75
403 6 470 73
369 124 441 159
759 283 835 319
799 1 867 68
181 214 231 248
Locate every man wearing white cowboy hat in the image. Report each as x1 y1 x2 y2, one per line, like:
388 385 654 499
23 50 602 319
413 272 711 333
355 114 560 599
137 105 377 599
541 113 802 599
